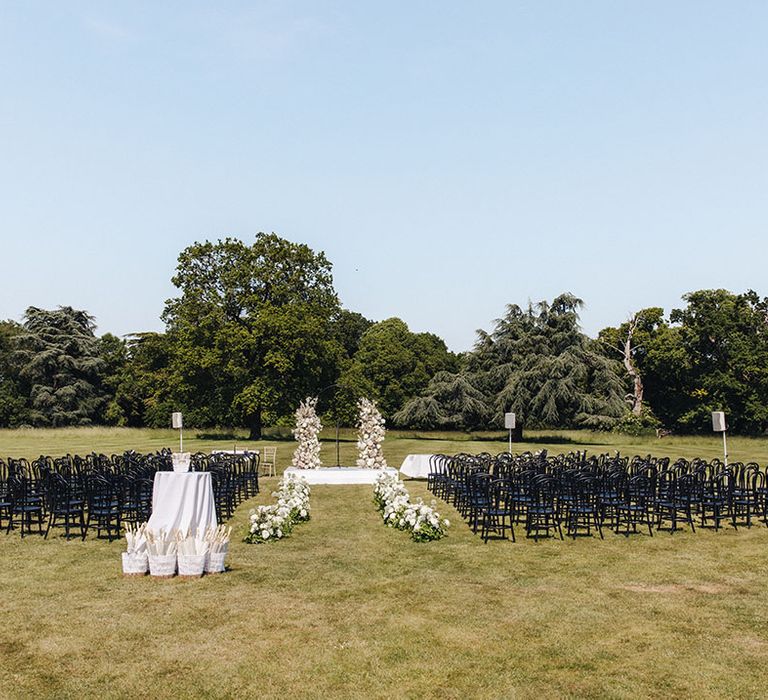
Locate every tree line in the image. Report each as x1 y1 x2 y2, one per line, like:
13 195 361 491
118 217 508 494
2 233 767 436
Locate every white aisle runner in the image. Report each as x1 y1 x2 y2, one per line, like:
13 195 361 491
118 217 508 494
283 467 398 485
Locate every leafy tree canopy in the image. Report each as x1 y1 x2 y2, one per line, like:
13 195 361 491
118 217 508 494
598 290 768 434
670 289 768 433
333 309 373 358
15 306 107 427
162 233 343 438
598 308 684 429
480 294 626 429
398 294 627 431
341 317 459 419
0 320 28 427
394 369 488 430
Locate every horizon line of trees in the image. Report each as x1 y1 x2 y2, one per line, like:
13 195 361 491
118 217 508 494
2 233 767 437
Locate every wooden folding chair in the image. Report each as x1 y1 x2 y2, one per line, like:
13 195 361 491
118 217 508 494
261 447 277 477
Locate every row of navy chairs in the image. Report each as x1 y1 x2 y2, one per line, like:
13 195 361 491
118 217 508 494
427 451 768 542
0 450 260 540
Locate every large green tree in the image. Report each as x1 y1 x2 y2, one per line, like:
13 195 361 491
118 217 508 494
397 294 626 432
0 320 28 427
333 309 373 358
340 317 458 419
670 289 768 433
479 294 626 429
97 332 129 425
105 332 176 427
598 308 685 430
162 234 343 439
599 290 768 434
15 306 107 426
394 369 488 430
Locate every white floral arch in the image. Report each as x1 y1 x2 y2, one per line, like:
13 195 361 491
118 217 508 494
356 398 387 469
292 397 322 470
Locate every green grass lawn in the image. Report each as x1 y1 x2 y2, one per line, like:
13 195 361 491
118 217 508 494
2 428 768 698
1 425 766 468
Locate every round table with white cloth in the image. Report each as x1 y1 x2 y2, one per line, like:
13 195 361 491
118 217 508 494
399 454 435 479
147 472 217 535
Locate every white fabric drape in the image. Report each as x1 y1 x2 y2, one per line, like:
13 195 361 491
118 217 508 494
399 454 435 479
147 472 217 534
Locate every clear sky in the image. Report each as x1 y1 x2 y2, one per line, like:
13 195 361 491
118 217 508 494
1 2 766 351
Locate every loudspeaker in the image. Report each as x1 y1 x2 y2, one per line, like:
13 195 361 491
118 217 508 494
712 411 726 432
171 412 183 429
504 412 516 429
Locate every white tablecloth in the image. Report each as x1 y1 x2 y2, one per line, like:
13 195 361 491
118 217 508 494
147 472 217 534
399 454 435 479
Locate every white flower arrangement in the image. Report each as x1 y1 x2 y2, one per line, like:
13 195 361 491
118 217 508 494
292 397 323 469
245 474 311 544
356 397 387 469
373 472 449 542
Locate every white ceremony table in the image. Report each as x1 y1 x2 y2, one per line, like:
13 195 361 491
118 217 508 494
399 454 435 479
147 472 217 534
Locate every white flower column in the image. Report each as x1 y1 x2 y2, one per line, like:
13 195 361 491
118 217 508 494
291 397 323 469
356 398 387 469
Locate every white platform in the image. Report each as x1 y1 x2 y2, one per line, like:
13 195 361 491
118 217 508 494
282 467 397 485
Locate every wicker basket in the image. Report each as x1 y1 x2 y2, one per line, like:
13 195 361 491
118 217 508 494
121 552 148 577
148 553 177 578
177 553 206 578
172 452 191 473
205 550 227 574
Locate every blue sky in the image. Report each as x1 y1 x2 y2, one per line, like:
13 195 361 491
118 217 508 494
1 2 766 351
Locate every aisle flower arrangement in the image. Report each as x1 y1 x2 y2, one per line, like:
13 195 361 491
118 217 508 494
373 472 449 542
292 397 323 469
356 397 387 469
245 474 311 544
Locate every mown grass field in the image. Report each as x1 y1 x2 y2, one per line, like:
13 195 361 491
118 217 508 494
1 425 766 468
2 428 768 698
